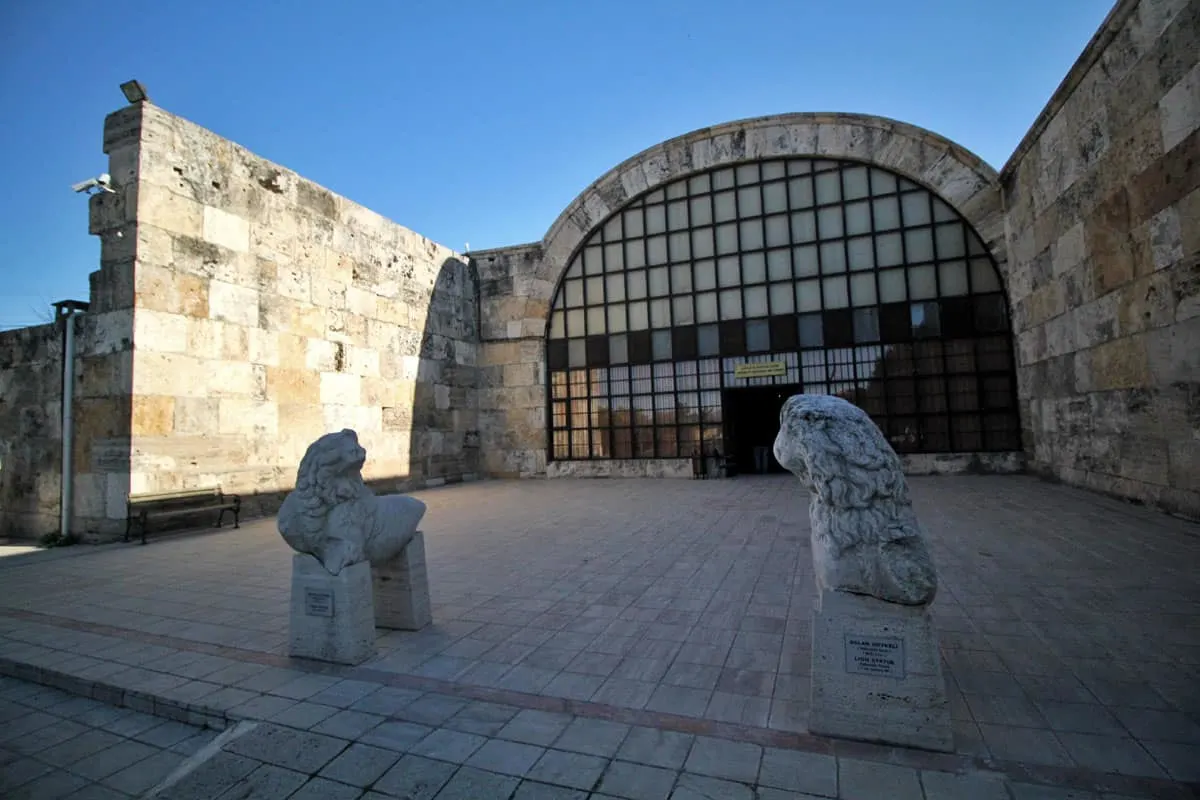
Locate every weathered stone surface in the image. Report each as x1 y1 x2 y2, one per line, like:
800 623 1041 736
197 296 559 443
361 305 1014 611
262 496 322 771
278 429 427 576
289 554 376 665
775 394 938 606
373 531 432 631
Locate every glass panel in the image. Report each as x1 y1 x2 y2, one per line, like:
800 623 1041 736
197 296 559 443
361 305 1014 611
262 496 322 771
764 214 790 248
877 232 904 266
696 292 719 323
853 308 880 342
670 263 692 294
692 227 714 259
645 204 667 234
736 163 759 184
603 242 624 271
796 279 822 312
605 273 626 303
737 186 761 217
792 210 817 242
697 324 720 356
739 219 764 250
843 166 870 199
798 313 824 347
850 273 877 306
815 171 841 204
652 330 672 360
718 256 741 287
669 231 690 262
905 228 935 262
932 197 956 222
585 275 604 304
746 319 770 352
879 268 907 302
609 334 628 365
602 215 622 240
667 200 688 231
770 282 795 314
762 181 787 214
564 279 584 307
714 191 737 222
549 310 566 339
568 339 586 367
871 168 898 194
567 308 585 336
687 173 711 195
767 249 791 281
623 209 644 237
789 176 814 208
818 206 843 239
607 304 627 333
565 257 583 279
744 285 768 317
847 236 875 271
715 223 738 254
694 259 717 291
584 246 603 274
587 306 606 334
787 159 812 175
713 168 735 190
901 192 931 226
909 264 937 300
665 181 685 200
820 242 846 273
968 231 988 256
690 195 712 226
672 295 694 324
971 258 1002 292
647 235 668 265
794 244 819 277
913 302 941 336
845 201 872 236
720 288 743 319
625 239 646 269
938 260 969 296
742 251 766 284
762 161 786 180
935 223 966 258
823 275 849 308
650 298 671 328
628 300 649 330
648 266 670 296
873 196 901 230
627 269 648 300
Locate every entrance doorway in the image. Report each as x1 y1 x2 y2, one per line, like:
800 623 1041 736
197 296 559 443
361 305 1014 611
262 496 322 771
721 383 802 475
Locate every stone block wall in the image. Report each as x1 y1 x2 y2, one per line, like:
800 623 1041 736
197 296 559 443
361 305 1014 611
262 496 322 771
0 324 62 537
103 102 478 519
1000 0 1200 517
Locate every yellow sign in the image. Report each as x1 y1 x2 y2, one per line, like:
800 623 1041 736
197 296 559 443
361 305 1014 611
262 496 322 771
734 361 786 379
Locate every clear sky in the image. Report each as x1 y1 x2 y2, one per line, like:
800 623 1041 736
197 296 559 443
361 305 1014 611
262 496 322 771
0 0 1114 331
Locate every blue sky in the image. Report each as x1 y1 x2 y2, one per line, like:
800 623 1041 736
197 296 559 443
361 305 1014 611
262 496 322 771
0 0 1113 331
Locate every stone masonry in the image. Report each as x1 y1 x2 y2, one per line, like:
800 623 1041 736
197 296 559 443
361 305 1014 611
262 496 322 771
1001 0 1200 518
0 324 62 537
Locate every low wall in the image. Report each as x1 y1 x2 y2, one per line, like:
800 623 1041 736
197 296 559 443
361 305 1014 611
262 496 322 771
0 324 62 538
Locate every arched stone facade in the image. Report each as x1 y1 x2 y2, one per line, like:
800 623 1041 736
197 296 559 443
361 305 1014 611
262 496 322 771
473 112 1013 478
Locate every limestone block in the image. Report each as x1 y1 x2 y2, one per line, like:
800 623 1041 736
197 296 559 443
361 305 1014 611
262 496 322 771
137 183 204 238
346 286 378 318
218 398 278 437
372 532 432 631
1149 206 1184 271
275 263 312 302
809 589 952 752
208 280 259 328
345 345 380 377
289 555 376 665
132 396 175 437
207 360 265 398
202 206 250 253
320 372 362 406
1159 62 1199 152
174 397 220 434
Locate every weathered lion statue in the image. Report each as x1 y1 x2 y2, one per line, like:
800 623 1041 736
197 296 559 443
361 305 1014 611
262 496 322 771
278 429 427 576
774 394 937 606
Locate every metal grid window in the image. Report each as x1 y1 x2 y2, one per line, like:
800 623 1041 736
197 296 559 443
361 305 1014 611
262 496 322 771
545 158 1020 460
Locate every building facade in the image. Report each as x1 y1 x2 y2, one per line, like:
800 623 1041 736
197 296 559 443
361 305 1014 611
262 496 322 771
0 0 1196 539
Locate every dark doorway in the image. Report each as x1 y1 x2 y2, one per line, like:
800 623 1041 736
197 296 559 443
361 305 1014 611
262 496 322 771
721 383 802 475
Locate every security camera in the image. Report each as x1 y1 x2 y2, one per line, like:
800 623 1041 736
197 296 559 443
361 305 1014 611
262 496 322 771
72 174 114 194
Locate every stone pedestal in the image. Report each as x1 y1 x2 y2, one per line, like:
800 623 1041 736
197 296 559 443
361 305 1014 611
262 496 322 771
372 532 432 631
289 554 376 665
808 589 952 752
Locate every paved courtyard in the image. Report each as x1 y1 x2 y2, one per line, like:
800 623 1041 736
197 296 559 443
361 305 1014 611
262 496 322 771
0 475 1198 798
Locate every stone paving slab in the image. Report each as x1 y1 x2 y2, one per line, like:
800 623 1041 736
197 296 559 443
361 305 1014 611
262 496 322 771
0 476 1198 798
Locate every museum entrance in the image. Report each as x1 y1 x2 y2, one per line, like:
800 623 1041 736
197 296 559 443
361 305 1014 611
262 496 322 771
721 383 801 475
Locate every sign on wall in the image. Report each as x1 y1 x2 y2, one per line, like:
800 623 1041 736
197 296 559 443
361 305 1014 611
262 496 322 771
733 361 786 379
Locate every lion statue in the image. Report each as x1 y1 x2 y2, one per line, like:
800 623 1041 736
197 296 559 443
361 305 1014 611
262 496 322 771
278 429 427 576
774 394 937 606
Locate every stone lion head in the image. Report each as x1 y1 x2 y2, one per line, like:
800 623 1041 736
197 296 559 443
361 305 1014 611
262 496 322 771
278 429 376 572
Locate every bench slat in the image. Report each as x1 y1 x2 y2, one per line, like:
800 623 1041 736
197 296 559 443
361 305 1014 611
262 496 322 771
124 487 241 545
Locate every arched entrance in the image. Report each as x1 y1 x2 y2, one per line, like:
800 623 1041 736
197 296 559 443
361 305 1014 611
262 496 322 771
543 157 1019 471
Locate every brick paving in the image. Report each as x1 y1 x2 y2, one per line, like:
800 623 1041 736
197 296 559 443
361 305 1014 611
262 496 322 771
0 475 1198 798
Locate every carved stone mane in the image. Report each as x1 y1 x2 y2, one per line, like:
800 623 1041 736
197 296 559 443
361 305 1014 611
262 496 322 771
278 429 426 576
773 394 937 606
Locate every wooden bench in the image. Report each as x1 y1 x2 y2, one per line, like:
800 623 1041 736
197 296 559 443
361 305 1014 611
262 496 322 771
124 488 241 545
